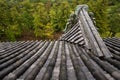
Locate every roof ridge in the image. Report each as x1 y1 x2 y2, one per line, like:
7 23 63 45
60 5 112 58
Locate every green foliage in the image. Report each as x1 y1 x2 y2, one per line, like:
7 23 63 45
20 1 34 30
5 25 21 41
108 3 120 37
0 0 21 41
0 0 120 41
87 0 120 37
33 3 53 39
50 1 72 32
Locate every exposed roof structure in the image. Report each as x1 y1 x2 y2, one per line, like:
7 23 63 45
0 5 120 80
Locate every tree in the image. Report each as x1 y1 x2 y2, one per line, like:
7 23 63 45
33 3 53 39
0 0 84 41
0 0 21 41
18 1 34 31
50 1 71 32
108 3 120 37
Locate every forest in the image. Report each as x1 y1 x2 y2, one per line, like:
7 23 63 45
0 0 120 41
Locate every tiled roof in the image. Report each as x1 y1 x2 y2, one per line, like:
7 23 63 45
0 5 120 80
0 40 120 80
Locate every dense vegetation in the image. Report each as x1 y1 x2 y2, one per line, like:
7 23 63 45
0 0 120 41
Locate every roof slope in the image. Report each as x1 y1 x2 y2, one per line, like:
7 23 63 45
0 40 120 80
0 5 120 80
